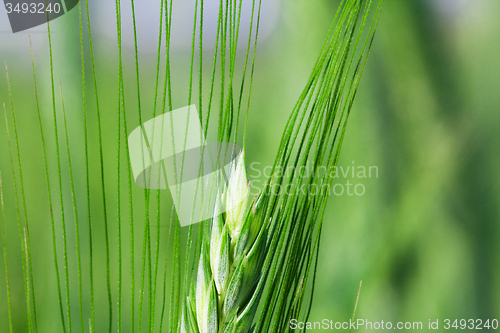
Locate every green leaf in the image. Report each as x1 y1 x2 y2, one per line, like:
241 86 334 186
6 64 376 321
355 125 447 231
206 282 219 333
210 223 230 296
220 315 236 333
235 284 261 333
233 192 267 262
196 244 212 332
222 257 246 321
181 298 200 333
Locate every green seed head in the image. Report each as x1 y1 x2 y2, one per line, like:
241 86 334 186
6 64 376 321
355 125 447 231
184 151 268 333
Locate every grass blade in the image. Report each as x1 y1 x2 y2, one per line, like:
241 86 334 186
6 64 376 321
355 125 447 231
29 37 67 333
59 82 85 333
4 67 37 333
0 173 14 333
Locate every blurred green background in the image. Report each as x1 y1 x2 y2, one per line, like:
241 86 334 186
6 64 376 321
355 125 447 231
0 0 499 332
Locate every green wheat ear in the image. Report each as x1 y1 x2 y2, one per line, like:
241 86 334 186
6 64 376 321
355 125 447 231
181 152 267 333
179 0 383 330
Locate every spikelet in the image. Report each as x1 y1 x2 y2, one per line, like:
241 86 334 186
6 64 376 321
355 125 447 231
181 151 268 333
